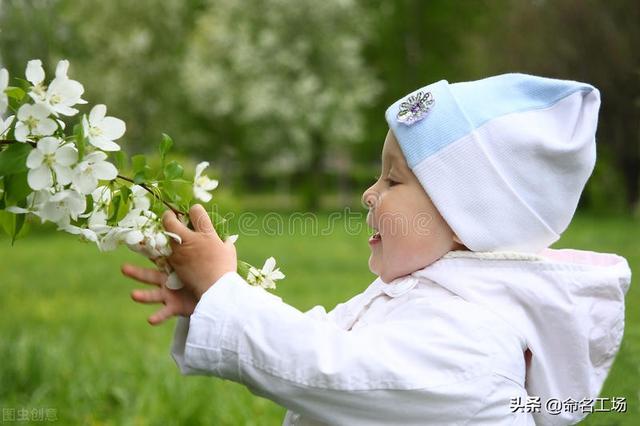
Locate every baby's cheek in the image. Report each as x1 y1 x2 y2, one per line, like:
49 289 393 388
387 238 422 273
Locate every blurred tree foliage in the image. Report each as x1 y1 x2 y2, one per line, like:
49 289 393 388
182 0 380 210
0 0 637 214
0 0 204 153
461 0 640 214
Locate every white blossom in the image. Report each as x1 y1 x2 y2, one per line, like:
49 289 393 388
193 161 218 202
26 59 47 102
131 185 151 210
14 103 57 142
78 186 111 228
71 151 118 194
117 208 153 243
92 185 112 205
43 60 87 116
94 208 180 256
88 209 109 228
82 104 125 151
92 225 128 251
25 59 87 116
0 68 8 115
5 189 52 217
89 186 111 227
26 137 78 190
246 257 285 289
37 188 86 226
165 271 184 290
61 223 99 242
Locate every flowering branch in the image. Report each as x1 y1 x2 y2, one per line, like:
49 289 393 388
0 138 185 217
0 58 285 291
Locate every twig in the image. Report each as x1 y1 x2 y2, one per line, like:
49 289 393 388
0 139 36 147
116 175 185 217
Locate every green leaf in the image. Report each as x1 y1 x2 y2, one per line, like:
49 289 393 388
12 77 31 91
119 184 131 203
84 195 94 216
108 194 122 223
0 198 28 245
133 172 146 184
12 211 25 245
7 79 31 112
0 210 13 237
159 133 173 164
5 86 25 101
114 150 128 170
4 172 31 203
131 155 147 175
74 122 86 161
160 187 180 204
237 260 252 282
0 143 31 176
163 161 184 180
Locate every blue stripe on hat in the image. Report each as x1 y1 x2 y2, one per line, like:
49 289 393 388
385 73 595 168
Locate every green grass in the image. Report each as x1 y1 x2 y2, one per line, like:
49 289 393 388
0 212 637 425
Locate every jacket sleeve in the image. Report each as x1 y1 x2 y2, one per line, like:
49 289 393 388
169 272 506 425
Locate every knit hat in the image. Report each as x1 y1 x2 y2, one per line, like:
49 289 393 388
385 73 600 253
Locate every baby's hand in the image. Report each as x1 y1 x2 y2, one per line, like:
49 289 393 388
121 264 198 325
162 204 238 299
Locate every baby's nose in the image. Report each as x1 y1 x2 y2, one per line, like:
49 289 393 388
361 190 376 208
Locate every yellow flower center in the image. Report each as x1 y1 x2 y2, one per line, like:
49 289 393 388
89 126 103 138
49 93 61 105
44 153 56 166
25 116 38 130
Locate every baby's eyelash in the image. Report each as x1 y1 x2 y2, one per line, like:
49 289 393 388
373 175 399 186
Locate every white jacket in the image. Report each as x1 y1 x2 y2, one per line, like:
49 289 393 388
170 248 631 425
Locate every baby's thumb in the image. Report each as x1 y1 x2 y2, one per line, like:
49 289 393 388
189 204 217 236
163 210 190 242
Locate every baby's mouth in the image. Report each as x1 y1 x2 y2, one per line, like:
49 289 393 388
369 230 382 243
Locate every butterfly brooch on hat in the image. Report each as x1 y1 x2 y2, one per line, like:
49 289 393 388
396 91 435 126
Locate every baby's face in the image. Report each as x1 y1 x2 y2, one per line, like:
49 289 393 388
362 130 462 283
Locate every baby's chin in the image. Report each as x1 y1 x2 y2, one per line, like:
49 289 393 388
373 257 442 283
370 261 407 284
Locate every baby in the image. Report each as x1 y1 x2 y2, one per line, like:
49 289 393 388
122 74 632 425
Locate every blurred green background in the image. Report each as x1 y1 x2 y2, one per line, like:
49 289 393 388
0 0 638 424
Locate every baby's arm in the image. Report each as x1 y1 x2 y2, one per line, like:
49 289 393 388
170 272 508 425
129 205 508 424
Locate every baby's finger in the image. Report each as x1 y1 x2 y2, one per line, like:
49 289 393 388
162 210 192 242
189 204 221 241
131 288 164 304
148 305 174 326
121 264 166 287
